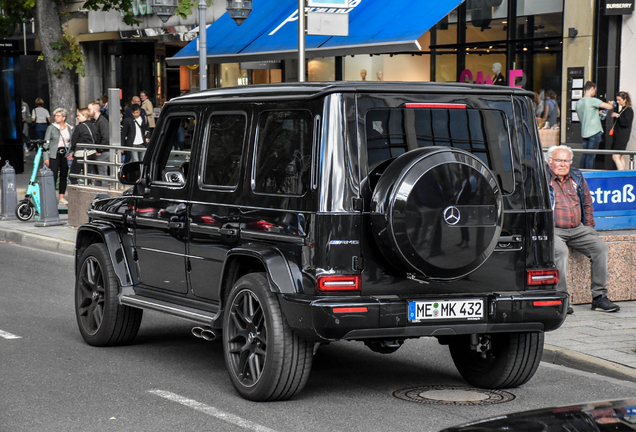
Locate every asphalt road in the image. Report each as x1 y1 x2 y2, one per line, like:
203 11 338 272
2 242 636 432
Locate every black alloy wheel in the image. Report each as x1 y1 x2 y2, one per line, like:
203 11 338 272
223 273 313 401
15 200 35 221
75 243 142 346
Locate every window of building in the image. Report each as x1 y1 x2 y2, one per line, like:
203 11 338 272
202 113 247 188
254 110 313 195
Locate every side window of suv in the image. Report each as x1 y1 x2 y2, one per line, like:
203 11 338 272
202 113 247 188
366 108 514 194
151 115 195 185
253 110 313 195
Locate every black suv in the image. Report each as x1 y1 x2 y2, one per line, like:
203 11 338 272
75 82 567 401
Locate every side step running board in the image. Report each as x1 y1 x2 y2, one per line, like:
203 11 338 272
120 294 219 326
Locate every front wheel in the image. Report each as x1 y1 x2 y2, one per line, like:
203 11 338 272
223 273 313 401
449 332 544 389
15 200 35 221
75 243 143 346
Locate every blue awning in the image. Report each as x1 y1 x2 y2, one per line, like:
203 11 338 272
166 0 463 66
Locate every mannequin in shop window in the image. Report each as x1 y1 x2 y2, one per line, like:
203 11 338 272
492 62 506 86
377 71 383 81
360 69 367 81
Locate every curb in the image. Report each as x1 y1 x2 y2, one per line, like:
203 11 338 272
543 344 636 383
0 227 75 256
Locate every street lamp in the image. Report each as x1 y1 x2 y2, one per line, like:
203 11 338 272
150 0 179 23
226 0 252 26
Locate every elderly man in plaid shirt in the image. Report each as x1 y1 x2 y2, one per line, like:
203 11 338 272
548 145 620 314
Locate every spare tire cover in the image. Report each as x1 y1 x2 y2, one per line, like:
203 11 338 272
370 147 503 280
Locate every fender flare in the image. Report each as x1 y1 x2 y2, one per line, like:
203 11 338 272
75 222 134 289
226 244 303 295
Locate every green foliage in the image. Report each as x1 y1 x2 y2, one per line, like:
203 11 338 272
50 34 87 77
0 0 34 38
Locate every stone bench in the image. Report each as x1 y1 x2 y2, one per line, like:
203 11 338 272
567 230 635 304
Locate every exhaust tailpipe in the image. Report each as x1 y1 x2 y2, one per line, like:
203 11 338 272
191 326 219 341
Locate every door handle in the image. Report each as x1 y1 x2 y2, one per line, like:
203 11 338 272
498 235 522 243
220 228 237 236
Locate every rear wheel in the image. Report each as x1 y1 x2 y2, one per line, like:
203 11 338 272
223 273 313 401
449 332 544 388
75 243 143 346
15 200 35 221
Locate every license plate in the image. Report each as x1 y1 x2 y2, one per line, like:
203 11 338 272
408 299 484 322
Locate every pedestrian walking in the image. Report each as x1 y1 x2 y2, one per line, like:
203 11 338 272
21 100 31 157
121 104 149 162
43 108 73 205
140 90 155 135
542 89 560 129
88 100 110 186
547 144 620 313
575 81 614 169
610 91 634 171
68 108 98 185
32 98 50 140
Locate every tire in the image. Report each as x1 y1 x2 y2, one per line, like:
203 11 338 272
15 200 35 221
223 273 313 401
75 243 143 346
449 332 544 389
370 147 503 280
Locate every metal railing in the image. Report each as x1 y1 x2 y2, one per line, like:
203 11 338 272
69 142 145 190
543 147 636 170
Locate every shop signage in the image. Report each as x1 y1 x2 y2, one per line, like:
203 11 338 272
270 0 360 35
239 61 282 69
459 68 524 88
0 41 18 52
584 171 636 230
308 0 349 6
120 0 154 17
605 0 634 15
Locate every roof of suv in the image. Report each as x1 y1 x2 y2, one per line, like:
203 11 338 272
169 81 535 105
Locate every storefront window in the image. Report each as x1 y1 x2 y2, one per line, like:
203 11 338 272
513 39 561 109
436 7 459 45
465 0 508 43
516 0 563 39
0 57 17 140
463 50 506 85
308 58 335 81
221 63 249 87
434 53 457 83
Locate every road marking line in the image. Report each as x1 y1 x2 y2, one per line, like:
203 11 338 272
149 390 278 432
0 330 21 339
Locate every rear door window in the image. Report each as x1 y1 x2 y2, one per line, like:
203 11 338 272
366 107 514 194
253 110 313 196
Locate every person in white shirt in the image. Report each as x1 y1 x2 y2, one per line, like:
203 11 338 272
32 98 51 140
121 104 149 162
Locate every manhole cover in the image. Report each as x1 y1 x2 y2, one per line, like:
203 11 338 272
393 386 515 406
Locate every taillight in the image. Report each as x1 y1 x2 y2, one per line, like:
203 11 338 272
333 307 367 313
533 300 562 306
317 275 361 292
526 269 559 286
403 103 467 109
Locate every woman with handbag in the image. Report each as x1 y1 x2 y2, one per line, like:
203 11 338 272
611 91 634 171
43 108 74 205
68 108 98 185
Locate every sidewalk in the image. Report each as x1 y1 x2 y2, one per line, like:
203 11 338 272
1 152 636 383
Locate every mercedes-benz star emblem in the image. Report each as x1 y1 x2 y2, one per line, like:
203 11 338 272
443 206 461 225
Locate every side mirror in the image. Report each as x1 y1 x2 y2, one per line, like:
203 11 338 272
118 161 142 185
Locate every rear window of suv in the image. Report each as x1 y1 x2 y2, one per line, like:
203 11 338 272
366 107 514 194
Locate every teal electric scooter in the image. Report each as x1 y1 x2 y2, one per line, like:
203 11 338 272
15 139 47 221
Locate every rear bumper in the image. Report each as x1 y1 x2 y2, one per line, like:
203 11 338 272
279 290 569 342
